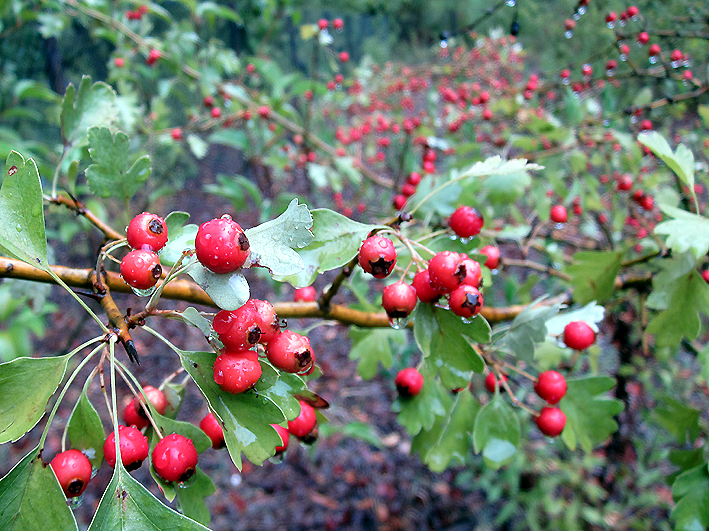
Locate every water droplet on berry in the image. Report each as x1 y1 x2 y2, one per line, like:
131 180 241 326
131 286 156 297
649 56 658 64
230 473 242 487
388 315 410 329
564 30 573 39
577 6 586 15
439 39 448 49
505 0 515 6
606 21 615 29
221 214 232 220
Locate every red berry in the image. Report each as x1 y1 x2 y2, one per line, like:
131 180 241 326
534 371 567 404
200 412 225 449
123 399 149 430
550 205 568 224
358 235 397 279
563 321 596 350
428 251 465 294
406 172 421 186
294 286 317 302
564 19 576 31
129 385 168 423
449 285 484 318
535 407 566 437
382 281 417 319
126 212 168 251
392 194 407 210
485 372 507 393
648 43 661 57
395 367 424 397
272 423 290 453
251 299 281 344
560 69 570 79
333 18 344 31
617 174 633 191
637 32 649 45
50 449 92 498
104 425 149 471
448 206 484 238
288 400 317 437
479 245 501 270
211 107 222 119
213 350 262 394
482 108 493 121
317 18 328 30
702 270 709 284
670 49 683 62
412 269 441 303
460 257 482 288
120 249 162 290
581 64 592 78
639 120 652 132
401 183 417 197
339 51 350 63
146 49 161 66
171 128 183 141
258 106 271 119
114 57 125 68
195 215 250 274
627 5 639 17
213 303 262 351
266 330 314 375
152 433 198 483
605 12 617 23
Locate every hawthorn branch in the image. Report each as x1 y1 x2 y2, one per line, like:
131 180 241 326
48 194 124 241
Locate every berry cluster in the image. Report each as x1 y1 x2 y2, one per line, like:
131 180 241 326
120 212 168 291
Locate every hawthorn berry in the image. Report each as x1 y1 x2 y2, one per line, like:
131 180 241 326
288 400 317 438
392 194 407 210
214 304 262 351
358 235 397 278
460 256 483 288
535 407 567 437
272 424 290 453
449 285 484 318
448 205 484 238
210 107 222 119
114 57 125 68
317 18 328 30
637 32 649 45
333 18 344 31
50 449 92 498
395 367 424 397
406 172 421 186
120 249 162 290
129 385 168 425
563 321 596 350
213 349 262 394
294 286 317 302
266 330 314 374
152 433 198 483
485 372 507 393
412 269 441 303
171 128 183 141
146 49 161 66
382 281 418 319
428 251 465 294
550 205 568 224
702 270 709 284
104 425 150 471
195 215 250 274
534 370 567 404
339 51 350 63
479 245 501 270
126 212 168 252
200 412 225 449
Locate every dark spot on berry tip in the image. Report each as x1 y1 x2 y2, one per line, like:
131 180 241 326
193 363 198 368
369 257 395 277
151 264 162 279
178 467 195 483
238 232 250 251
296 349 313 369
148 219 164 234
125 459 143 472
454 264 467 282
247 326 262 344
386 309 409 319
67 479 85 496
462 293 481 310
299 426 319 445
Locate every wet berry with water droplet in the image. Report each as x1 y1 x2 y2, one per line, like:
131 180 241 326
449 285 484 318
152 433 198 483
104 425 149 471
428 251 465 294
200 412 225 449
195 216 250 274
50 449 92 498
382 281 417 319
358 235 397 279
287 400 317 438
213 350 262 394
448 205 484 238
395 368 424 397
479 245 501 270
535 407 566 437
412 269 442 303
120 249 162 290
126 212 168 252
550 205 568 223
266 330 314 374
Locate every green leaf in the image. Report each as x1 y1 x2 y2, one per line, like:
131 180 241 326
179 351 285 469
208 130 249 151
647 270 709 347
638 132 694 191
652 395 700 445
647 252 696 311
349 328 406 380
165 307 212 337
412 389 479 472
413 302 437 358
319 422 384 448
0 152 47 267
0 447 78 531
545 302 605 336
655 205 709 260
275 208 381 287
175 468 216 526
482 170 532 204
473 394 520 469
87 462 209 531
60 76 118 147
186 134 208 160
500 297 561 362
160 212 197 267
67 387 106 469
195 2 242 24
565 250 623 305
394 362 451 436
244 198 313 277
85 127 151 201
559 376 623 452
671 464 709 531
187 266 249 311
148 413 212 455
0 354 70 443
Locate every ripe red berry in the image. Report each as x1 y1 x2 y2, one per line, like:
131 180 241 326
126 212 168 252
605 12 617 23
406 172 421 186
479 245 501 270
333 18 344 31
272 424 290 453
294 286 317 302
412 269 441 303
460 257 483 288
449 285 484 318
317 18 328 30
258 106 271 119
213 304 261 351
670 49 683 62
428 251 465 294
639 120 652 132
382 281 417 319
617 174 633 191
126 385 168 428
550 205 568 224
213 349 262 393
171 128 183 141
482 108 493 121
448 206 484 238
195 215 250 274
123 398 149 430
104 425 149 471
648 43 661 57
637 32 649 45
563 321 596 350
534 371 567 404
114 57 125 68
395 367 424 397
392 194 407 210
535 407 567 437
358 235 397 278
152 433 198 483
120 249 162 290
702 270 709 284
288 400 317 438
210 107 222 119
339 51 350 63
50 449 92 498
485 372 507 393
266 330 314 374
401 183 417 197
200 412 225 449
627 5 639 17
146 49 161 66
